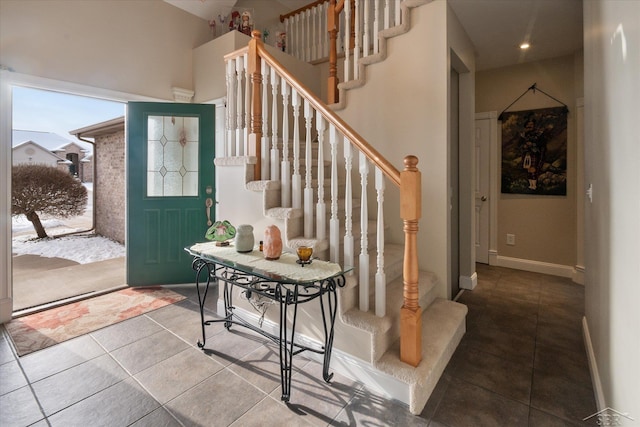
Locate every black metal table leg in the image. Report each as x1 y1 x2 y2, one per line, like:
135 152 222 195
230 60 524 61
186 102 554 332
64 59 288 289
319 279 338 382
278 286 300 402
222 280 233 330
194 260 211 349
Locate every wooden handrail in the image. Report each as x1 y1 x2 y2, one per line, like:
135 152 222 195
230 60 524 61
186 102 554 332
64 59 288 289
280 0 329 23
241 31 401 187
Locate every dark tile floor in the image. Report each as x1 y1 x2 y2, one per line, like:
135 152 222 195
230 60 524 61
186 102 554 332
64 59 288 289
0 264 597 426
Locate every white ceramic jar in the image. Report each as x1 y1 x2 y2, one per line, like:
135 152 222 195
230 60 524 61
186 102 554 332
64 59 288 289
235 224 254 253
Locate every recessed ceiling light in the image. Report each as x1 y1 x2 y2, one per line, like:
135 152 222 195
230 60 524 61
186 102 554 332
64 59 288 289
520 42 530 50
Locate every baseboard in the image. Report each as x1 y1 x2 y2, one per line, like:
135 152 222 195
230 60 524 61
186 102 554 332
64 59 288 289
495 255 573 278
0 297 12 324
488 250 498 266
459 272 477 290
216 299 411 405
572 265 585 285
583 316 606 410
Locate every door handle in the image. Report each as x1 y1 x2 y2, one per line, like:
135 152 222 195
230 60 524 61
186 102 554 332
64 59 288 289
481 196 487 201
205 198 213 226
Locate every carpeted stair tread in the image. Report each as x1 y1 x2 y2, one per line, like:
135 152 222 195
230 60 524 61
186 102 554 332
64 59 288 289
374 298 467 414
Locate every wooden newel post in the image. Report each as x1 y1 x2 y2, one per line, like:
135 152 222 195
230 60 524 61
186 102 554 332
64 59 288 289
248 30 263 180
400 155 422 367
328 0 339 104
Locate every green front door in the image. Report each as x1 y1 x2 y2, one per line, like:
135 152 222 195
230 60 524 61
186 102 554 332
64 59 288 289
126 102 215 286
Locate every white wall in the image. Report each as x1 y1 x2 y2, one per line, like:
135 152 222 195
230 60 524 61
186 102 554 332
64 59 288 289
193 30 321 103
333 1 474 298
583 0 640 421
0 0 211 100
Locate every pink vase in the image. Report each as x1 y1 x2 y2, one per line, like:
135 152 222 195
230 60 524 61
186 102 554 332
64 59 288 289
263 225 283 260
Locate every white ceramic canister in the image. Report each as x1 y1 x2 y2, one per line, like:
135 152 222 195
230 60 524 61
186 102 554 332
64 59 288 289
235 224 255 253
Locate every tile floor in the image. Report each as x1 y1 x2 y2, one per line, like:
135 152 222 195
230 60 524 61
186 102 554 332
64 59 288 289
0 264 597 426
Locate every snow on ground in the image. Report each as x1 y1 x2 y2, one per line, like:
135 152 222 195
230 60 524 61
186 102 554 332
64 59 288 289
12 233 125 264
11 215 67 234
10 182 124 264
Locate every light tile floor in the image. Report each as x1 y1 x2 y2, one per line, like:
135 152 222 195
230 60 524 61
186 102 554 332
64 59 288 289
0 265 597 426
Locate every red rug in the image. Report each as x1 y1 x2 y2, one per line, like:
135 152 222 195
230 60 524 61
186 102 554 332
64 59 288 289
5 287 186 356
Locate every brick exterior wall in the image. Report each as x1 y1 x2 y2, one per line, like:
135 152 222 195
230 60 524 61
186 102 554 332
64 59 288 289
80 156 94 183
95 130 125 243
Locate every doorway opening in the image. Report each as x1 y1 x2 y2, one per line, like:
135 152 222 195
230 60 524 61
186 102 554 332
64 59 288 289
11 86 126 314
450 67 460 299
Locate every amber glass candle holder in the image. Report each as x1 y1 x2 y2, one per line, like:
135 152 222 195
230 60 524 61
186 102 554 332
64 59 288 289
296 246 313 266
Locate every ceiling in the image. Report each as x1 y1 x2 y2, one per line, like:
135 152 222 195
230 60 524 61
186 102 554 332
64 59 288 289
165 0 583 72
448 0 583 71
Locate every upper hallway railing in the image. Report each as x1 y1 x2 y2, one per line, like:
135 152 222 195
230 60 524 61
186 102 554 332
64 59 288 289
280 0 404 103
223 31 423 367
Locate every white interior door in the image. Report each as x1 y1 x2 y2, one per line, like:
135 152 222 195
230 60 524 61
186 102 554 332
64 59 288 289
475 116 491 264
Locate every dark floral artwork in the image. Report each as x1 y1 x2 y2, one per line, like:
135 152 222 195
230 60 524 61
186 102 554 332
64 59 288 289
501 106 567 195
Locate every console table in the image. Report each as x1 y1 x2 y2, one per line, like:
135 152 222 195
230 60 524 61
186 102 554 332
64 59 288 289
185 242 349 402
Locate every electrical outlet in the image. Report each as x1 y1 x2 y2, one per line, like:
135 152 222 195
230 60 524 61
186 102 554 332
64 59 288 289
506 234 516 246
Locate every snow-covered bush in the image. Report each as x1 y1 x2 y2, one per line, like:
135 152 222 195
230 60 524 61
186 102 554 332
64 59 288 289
11 164 87 238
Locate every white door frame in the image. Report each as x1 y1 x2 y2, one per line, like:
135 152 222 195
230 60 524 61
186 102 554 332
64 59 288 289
474 111 499 266
0 70 158 322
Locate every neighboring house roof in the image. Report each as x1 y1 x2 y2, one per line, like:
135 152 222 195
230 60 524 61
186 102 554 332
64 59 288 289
12 130 92 154
70 116 125 139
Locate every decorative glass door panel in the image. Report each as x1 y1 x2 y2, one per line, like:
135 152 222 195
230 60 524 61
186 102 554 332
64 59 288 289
147 115 199 197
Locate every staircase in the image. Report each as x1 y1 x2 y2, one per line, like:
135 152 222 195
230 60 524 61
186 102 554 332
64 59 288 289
215 0 466 414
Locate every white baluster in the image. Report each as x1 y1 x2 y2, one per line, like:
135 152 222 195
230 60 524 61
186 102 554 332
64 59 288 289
243 52 250 156
329 124 340 263
316 113 326 242
395 0 401 26
373 0 380 54
344 0 351 83
323 2 330 58
300 12 304 60
281 78 291 207
261 61 270 180
226 59 236 156
284 17 291 55
303 99 314 238
317 4 324 59
359 151 370 312
384 0 390 30
291 88 302 210
294 14 300 59
289 15 295 58
363 0 370 58
354 0 361 79
235 56 244 155
305 9 311 62
311 6 317 61
343 139 354 271
270 66 280 181
375 167 386 317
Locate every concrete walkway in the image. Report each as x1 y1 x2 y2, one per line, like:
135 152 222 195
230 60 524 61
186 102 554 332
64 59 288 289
12 255 126 312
